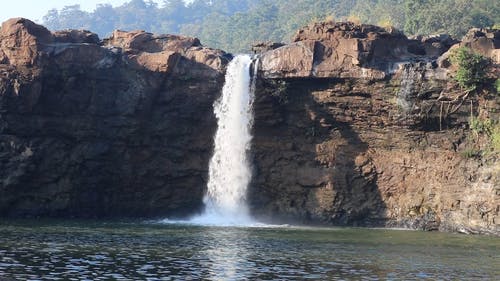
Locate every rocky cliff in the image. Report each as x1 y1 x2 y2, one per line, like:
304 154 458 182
251 22 499 235
0 18 229 217
0 18 498 235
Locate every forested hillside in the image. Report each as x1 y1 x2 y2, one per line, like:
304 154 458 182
42 0 499 53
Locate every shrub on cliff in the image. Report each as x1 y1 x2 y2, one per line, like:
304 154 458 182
468 116 500 155
450 47 491 92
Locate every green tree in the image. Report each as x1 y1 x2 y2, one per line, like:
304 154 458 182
41 0 500 53
451 47 491 92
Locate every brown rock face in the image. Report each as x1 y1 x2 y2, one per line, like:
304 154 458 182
250 75 499 234
260 22 415 79
459 28 500 64
104 30 228 76
106 30 201 53
53 29 100 44
252 22 499 235
408 34 458 58
0 18 54 66
0 18 229 218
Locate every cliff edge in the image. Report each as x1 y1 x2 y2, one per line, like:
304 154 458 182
251 21 499 234
0 18 229 217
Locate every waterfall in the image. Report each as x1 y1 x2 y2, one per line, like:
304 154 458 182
190 54 256 225
396 61 428 113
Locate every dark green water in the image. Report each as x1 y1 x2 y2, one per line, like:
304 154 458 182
0 220 498 280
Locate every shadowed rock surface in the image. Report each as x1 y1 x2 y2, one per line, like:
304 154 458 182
0 18 229 218
251 22 499 235
0 19 498 235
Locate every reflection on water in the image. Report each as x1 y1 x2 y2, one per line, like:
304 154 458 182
0 220 498 280
202 227 252 280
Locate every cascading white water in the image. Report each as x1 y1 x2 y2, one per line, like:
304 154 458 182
190 54 256 225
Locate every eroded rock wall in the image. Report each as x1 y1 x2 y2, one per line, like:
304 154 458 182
0 18 229 217
251 22 499 235
250 78 498 234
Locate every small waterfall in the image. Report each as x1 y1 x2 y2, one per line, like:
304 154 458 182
396 62 425 112
190 54 257 225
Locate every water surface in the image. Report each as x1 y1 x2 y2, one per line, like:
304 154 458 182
0 220 498 280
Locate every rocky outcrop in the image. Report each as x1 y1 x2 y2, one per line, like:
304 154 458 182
103 30 230 76
0 18 229 217
251 42 285 54
259 22 417 79
53 30 100 44
251 21 499 235
459 28 500 64
0 18 54 66
408 34 458 58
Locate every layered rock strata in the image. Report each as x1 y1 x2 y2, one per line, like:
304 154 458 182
251 22 499 235
0 18 229 217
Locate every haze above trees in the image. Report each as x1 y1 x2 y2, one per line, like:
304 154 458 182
42 0 499 53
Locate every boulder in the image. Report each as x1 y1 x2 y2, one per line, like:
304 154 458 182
0 18 54 66
104 29 227 76
436 28 500 69
259 41 314 78
251 42 285 54
129 51 181 72
260 21 412 79
53 29 100 44
459 28 500 64
178 47 230 77
105 30 201 53
409 34 459 58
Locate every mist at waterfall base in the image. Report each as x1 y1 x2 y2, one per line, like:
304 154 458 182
161 55 259 227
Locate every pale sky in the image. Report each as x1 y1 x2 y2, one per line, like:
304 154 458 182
0 0 163 24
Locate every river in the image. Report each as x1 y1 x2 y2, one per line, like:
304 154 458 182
0 220 498 280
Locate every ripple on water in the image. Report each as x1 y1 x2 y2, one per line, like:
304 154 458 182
0 221 498 280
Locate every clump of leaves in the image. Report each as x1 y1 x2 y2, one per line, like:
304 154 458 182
469 116 500 154
269 80 288 104
461 148 481 159
450 47 491 92
491 124 500 152
378 18 393 29
495 79 500 95
469 116 494 136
